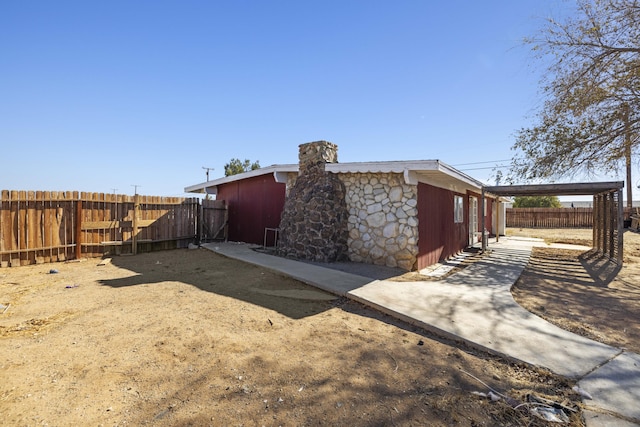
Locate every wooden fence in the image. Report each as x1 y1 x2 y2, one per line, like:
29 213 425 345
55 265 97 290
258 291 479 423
0 191 227 268
506 207 636 228
506 208 593 228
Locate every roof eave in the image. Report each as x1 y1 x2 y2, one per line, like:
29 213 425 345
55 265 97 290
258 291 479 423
484 181 624 197
184 164 298 194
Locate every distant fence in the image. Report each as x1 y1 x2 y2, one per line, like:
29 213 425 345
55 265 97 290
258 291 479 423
0 191 227 268
506 208 593 228
506 207 636 228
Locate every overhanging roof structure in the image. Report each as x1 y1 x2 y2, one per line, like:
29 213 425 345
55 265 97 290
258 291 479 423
184 164 298 195
184 160 489 196
481 181 624 264
484 181 624 197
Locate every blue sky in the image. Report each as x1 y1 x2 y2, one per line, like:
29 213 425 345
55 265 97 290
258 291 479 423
2 1 637 200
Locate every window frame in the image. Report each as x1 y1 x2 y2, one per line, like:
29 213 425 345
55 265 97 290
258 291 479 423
454 195 464 223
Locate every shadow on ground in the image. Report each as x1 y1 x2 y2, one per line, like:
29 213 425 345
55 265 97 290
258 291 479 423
97 248 344 320
512 246 640 353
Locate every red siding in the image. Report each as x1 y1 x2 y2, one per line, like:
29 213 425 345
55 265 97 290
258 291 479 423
217 175 286 245
485 198 493 234
417 183 468 269
468 190 494 236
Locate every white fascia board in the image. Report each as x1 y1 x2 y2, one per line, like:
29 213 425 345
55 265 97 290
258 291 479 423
326 160 484 191
436 161 485 190
184 164 298 193
326 160 440 175
184 182 208 194
327 160 439 186
183 182 218 195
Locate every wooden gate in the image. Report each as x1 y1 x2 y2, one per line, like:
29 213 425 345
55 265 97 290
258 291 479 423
200 199 227 243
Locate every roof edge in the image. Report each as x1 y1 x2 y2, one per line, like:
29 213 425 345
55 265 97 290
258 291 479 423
484 181 624 196
184 164 298 193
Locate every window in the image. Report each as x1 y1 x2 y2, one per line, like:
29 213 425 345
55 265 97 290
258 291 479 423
454 195 464 223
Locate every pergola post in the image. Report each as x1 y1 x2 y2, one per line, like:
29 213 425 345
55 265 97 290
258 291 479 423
482 181 624 265
481 188 486 252
617 188 624 264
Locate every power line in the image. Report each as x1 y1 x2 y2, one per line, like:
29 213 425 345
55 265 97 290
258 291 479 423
459 164 510 171
452 159 511 167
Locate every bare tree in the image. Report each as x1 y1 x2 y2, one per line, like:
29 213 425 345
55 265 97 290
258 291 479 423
511 0 640 206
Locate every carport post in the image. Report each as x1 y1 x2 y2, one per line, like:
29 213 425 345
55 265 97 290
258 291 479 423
495 198 500 242
481 188 486 252
617 188 624 264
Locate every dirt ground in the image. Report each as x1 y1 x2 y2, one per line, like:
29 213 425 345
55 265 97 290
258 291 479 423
0 247 585 426
510 228 640 355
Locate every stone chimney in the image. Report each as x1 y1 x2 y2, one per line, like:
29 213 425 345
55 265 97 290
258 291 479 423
277 141 349 262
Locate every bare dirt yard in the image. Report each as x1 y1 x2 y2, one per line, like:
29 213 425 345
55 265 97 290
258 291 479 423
1 248 585 426
510 228 640 354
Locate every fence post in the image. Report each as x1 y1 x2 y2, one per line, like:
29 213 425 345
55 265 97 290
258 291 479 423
75 196 82 260
198 199 203 245
132 194 139 255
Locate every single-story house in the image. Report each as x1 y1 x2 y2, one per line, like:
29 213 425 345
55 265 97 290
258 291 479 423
185 141 503 271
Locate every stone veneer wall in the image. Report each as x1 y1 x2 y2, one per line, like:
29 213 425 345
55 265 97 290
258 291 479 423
277 142 349 262
339 173 419 270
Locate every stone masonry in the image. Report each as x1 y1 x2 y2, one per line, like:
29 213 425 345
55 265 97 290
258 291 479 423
340 173 419 270
277 141 349 262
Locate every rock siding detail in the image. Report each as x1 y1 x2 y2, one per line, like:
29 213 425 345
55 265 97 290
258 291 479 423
339 173 419 270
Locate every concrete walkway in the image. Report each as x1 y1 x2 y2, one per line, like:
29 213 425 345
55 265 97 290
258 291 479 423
202 239 640 426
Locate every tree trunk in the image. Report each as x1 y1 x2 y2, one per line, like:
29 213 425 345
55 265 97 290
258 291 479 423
624 103 633 209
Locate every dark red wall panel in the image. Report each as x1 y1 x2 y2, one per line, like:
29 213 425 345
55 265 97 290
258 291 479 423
217 175 286 245
417 183 468 270
467 190 494 236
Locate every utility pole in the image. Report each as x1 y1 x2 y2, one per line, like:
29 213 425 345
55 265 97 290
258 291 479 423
623 104 632 209
131 184 141 195
202 167 214 181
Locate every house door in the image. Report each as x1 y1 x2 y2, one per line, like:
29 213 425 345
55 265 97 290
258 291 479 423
469 196 478 246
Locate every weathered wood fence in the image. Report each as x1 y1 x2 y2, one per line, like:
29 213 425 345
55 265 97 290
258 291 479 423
506 208 594 228
506 207 636 228
0 190 227 268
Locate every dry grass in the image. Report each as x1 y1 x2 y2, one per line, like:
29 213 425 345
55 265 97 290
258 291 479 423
0 249 584 426
511 228 640 354
506 227 593 247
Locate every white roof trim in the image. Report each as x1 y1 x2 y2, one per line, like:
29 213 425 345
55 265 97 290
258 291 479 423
325 160 440 174
325 160 484 190
404 170 419 185
185 160 486 194
184 164 298 194
436 162 486 189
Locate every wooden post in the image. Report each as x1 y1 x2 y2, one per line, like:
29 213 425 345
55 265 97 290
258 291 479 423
592 195 597 251
495 199 500 242
75 196 83 260
9 191 18 267
617 188 624 264
198 199 203 245
481 188 486 252
1 190 10 268
132 194 139 255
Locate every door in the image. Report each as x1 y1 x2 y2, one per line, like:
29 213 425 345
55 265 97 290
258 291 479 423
469 196 478 246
